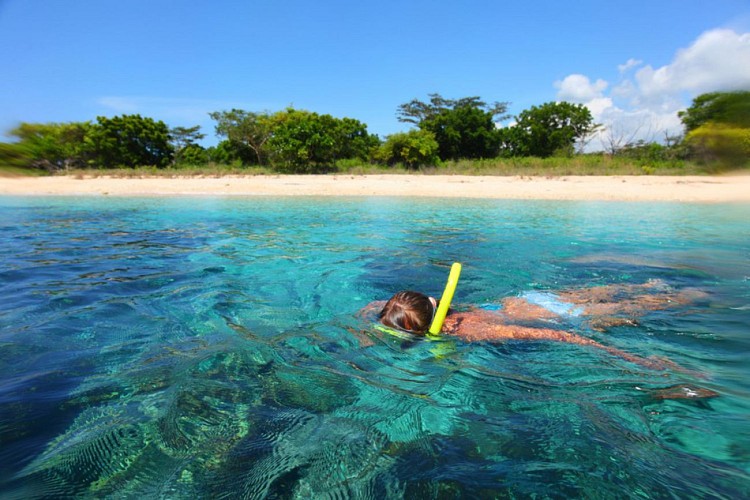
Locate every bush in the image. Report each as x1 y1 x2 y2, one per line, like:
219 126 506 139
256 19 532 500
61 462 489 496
175 144 209 166
375 130 440 169
0 142 32 169
88 115 173 168
685 123 750 170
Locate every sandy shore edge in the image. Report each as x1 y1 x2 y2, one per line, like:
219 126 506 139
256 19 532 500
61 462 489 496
2 174 750 202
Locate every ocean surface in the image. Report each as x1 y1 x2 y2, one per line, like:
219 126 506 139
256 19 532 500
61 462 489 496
0 195 748 499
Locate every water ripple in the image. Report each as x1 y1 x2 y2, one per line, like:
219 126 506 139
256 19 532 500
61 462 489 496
1 197 749 497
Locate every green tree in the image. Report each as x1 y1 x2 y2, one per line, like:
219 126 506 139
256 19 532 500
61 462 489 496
497 125 524 158
330 117 379 161
678 91 750 132
0 142 32 169
9 121 91 171
206 140 245 165
685 123 750 169
397 94 508 125
267 109 336 172
397 93 509 161
426 104 502 160
169 125 206 165
177 144 209 166
679 91 750 168
266 108 375 172
375 129 439 168
88 115 173 168
209 109 272 165
507 102 595 158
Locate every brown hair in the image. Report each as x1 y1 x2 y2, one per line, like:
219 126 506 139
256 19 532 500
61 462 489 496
379 291 435 334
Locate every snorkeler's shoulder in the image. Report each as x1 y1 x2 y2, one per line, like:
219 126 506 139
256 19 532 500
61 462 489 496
440 309 509 338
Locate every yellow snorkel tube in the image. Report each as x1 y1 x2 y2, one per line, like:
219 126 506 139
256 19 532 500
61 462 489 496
428 262 462 335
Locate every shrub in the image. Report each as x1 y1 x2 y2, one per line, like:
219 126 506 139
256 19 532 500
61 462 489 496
685 123 750 170
375 130 440 169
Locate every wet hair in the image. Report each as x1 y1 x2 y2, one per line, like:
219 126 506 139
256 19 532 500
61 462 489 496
379 291 435 334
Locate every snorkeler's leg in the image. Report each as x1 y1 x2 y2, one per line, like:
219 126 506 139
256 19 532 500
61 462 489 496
559 280 706 318
558 281 663 307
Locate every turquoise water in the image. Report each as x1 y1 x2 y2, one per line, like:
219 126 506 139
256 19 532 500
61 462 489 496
1 195 749 498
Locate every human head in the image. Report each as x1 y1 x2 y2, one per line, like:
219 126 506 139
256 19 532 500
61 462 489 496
379 291 436 335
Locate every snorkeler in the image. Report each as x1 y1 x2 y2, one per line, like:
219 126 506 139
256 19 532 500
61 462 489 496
366 272 706 372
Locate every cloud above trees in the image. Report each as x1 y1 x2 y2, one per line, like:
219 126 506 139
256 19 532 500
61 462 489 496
555 28 750 151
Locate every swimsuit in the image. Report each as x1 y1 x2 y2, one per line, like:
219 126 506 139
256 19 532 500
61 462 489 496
478 303 503 311
479 291 583 318
520 291 584 317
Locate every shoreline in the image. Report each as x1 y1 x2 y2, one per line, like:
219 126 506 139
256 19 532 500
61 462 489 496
2 174 750 202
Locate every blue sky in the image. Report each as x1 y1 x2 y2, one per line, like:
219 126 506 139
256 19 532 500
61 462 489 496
1 0 749 149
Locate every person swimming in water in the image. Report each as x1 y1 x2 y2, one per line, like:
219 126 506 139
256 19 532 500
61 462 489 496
366 281 706 372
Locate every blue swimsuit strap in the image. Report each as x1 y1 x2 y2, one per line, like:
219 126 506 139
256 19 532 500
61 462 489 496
522 291 583 317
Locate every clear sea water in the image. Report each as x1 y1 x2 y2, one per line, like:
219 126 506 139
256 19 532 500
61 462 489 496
1 195 749 499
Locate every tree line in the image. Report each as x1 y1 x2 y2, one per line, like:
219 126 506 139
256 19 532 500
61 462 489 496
1 91 748 173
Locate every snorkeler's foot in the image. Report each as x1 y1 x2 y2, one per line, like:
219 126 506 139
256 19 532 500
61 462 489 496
644 278 669 290
588 316 639 332
644 384 719 400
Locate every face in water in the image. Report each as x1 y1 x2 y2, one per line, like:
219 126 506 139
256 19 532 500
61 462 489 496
379 291 437 334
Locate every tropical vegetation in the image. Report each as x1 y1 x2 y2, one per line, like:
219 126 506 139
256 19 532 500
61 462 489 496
1 91 748 175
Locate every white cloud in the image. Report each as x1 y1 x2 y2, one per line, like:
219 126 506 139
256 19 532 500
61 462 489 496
583 97 615 117
635 29 750 97
555 28 750 151
554 74 608 102
617 58 643 74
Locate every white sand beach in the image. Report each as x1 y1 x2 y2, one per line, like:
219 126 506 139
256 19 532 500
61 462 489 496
2 174 750 202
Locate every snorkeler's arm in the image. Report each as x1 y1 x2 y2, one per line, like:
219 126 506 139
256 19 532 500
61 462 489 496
357 301 386 319
345 325 376 347
445 312 574 343
560 282 709 317
508 327 678 371
446 311 677 371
